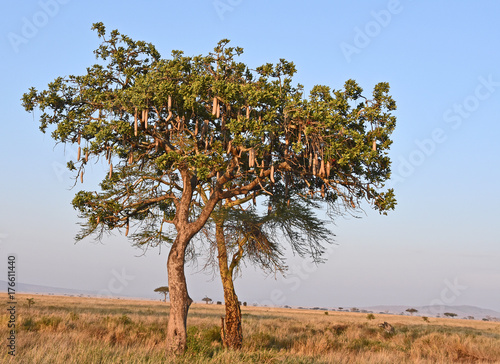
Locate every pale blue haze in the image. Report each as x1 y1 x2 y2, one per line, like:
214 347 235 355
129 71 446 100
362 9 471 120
0 1 499 310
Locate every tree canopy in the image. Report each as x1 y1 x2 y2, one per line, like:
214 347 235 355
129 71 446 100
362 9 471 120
154 286 169 302
22 22 397 354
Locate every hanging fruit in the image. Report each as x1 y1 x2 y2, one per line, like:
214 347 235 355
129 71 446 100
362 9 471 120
134 108 138 136
249 148 255 168
143 109 148 129
319 159 325 177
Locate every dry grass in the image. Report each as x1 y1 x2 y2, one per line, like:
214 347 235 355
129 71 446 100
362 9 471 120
1 294 500 363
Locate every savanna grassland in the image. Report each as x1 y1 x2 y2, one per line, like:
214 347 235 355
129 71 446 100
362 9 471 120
2 294 500 363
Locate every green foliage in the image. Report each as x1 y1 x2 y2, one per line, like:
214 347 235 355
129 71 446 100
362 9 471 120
331 324 348 336
22 23 397 251
20 316 63 331
118 314 132 325
21 317 39 332
366 313 375 320
248 332 284 350
206 194 334 282
39 316 63 329
347 337 377 352
154 286 169 292
186 326 222 357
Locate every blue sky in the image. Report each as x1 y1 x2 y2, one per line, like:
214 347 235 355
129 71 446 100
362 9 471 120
1 1 499 311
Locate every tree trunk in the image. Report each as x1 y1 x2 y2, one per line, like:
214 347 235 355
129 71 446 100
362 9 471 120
216 222 243 349
163 171 222 355
221 274 243 349
165 238 193 355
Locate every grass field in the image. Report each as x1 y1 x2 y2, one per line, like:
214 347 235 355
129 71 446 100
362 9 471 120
2 294 500 363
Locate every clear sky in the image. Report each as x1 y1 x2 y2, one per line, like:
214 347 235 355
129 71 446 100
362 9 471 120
1 1 499 311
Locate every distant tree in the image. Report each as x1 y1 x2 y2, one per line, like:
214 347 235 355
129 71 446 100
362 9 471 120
154 286 169 302
367 313 375 320
202 296 213 305
422 316 430 323
26 298 35 309
324 311 329 315
467 316 474 320
406 308 418 316
444 312 457 318
350 307 359 312
216 301 222 305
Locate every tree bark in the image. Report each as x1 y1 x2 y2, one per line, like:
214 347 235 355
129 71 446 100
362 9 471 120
164 171 223 355
216 221 243 349
221 276 243 349
165 236 192 355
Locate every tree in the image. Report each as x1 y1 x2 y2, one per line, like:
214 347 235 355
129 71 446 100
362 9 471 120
26 298 35 309
154 286 169 302
406 308 418 316
22 24 396 355
202 193 332 349
444 312 457 318
202 296 212 304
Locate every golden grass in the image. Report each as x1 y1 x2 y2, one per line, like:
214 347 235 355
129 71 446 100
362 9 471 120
1 294 500 363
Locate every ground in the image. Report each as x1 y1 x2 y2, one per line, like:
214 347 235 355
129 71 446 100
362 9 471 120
1 294 500 363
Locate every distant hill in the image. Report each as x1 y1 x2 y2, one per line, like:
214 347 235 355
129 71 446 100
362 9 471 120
0 280 100 297
360 304 500 320
0 280 157 300
3 279 499 320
